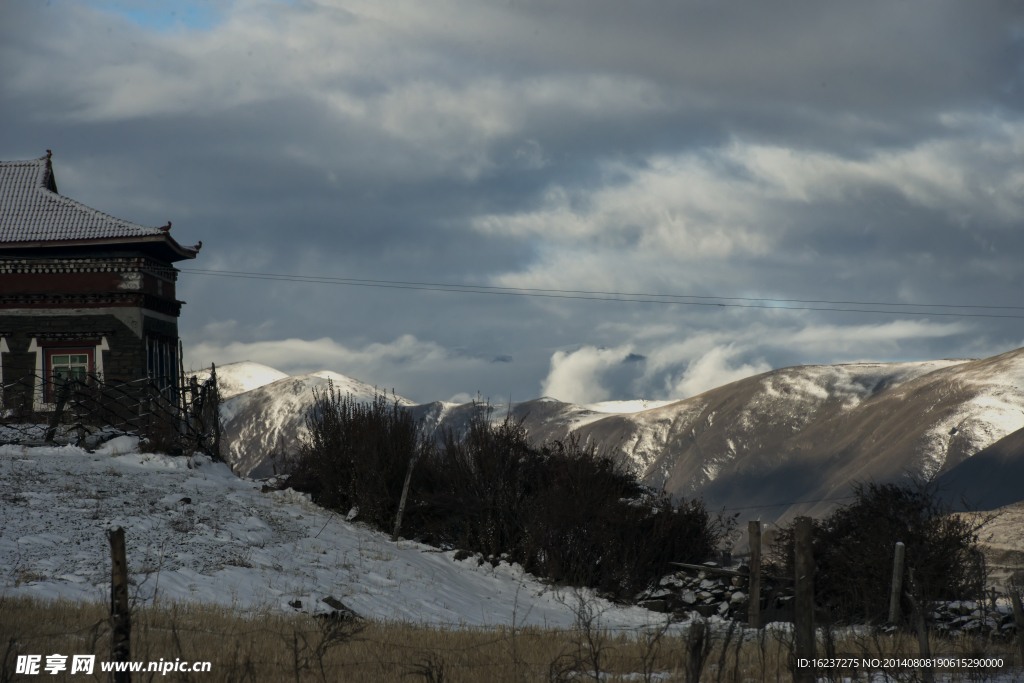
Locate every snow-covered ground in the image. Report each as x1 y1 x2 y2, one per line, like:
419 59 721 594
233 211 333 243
0 440 663 630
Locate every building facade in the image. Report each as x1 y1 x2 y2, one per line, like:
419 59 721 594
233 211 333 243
0 151 201 410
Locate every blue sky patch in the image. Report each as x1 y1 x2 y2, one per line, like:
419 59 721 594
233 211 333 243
79 0 225 32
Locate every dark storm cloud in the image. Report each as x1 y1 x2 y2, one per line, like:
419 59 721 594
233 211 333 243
1 0 1022 403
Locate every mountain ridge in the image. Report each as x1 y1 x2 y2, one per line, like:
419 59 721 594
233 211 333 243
204 346 1024 524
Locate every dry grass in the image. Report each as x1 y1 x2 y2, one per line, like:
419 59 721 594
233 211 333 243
1 596 1022 682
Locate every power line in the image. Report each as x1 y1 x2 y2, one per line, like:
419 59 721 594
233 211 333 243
719 495 858 512
178 268 1024 320
182 267 1024 311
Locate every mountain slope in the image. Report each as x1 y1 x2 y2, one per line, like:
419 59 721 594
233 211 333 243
935 425 1024 511
219 347 1024 524
189 361 288 399
221 371 415 478
570 348 1024 523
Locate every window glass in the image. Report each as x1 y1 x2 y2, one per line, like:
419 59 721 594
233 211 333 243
51 351 90 383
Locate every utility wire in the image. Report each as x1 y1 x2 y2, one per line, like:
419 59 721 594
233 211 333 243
719 495 858 512
182 268 1024 310
180 268 1024 320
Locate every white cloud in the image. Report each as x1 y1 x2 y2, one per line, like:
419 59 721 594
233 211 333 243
728 121 1024 224
664 346 772 399
627 320 968 399
783 320 969 350
185 334 479 384
474 155 774 260
475 117 1024 285
540 345 634 404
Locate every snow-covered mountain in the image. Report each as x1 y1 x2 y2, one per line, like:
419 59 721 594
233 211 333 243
565 347 1024 524
215 366 415 478
214 347 1024 524
189 360 288 399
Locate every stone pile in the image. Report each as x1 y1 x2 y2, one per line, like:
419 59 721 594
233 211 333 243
636 565 1022 638
930 600 1018 639
635 561 794 623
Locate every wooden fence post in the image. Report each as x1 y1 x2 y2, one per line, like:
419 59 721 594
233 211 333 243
748 520 761 629
793 516 815 683
889 541 905 623
392 452 419 542
107 526 131 683
1009 588 1024 666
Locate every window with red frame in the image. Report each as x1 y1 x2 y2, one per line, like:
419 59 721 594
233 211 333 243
44 347 94 402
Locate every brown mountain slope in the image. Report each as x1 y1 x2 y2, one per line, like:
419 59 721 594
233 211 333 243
568 347 1024 524
935 425 1024 512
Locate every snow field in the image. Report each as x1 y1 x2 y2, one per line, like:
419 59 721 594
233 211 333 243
0 441 666 631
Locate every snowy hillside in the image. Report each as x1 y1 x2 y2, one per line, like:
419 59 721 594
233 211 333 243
221 371 415 478
584 400 678 414
188 361 288 400
0 441 659 629
216 346 1024 525
589 347 1024 524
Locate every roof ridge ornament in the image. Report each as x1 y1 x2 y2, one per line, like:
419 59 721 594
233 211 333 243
159 221 172 232
42 150 56 193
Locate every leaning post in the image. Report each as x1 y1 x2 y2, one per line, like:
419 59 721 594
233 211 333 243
748 520 762 629
392 451 419 542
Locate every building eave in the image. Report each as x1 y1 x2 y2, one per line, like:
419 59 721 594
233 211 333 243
0 234 200 262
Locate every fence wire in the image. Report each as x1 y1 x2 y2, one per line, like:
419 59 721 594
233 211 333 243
0 368 221 458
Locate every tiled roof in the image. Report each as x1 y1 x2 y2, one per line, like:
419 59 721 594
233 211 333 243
0 153 174 244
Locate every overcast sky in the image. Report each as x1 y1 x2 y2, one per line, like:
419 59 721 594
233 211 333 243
2 0 1023 404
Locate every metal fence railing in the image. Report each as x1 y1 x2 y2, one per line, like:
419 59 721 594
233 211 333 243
0 365 221 457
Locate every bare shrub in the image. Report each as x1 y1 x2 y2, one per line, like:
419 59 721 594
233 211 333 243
286 386 422 529
634 617 672 683
550 589 614 682
406 652 449 682
288 387 731 598
768 480 988 624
